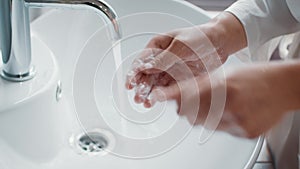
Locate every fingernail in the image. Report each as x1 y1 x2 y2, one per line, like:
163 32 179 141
134 95 144 103
143 99 152 108
125 83 132 89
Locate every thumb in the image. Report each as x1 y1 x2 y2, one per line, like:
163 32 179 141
139 47 180 74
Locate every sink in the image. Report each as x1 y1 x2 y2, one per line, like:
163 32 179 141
0 0 262 168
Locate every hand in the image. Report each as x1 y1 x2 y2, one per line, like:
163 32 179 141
125 12 247 108
125 26 224 107
148 62 300 138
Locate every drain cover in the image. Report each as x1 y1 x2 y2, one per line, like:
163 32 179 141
78 132 108 153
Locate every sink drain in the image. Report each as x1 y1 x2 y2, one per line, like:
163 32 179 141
70 129 115 156
78 132 108 153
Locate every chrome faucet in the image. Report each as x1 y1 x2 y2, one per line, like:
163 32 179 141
0 0 121 82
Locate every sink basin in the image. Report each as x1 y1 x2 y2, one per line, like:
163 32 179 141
0 0 262 168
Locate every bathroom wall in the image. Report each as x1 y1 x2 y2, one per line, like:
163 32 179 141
185 0 236 10
29 9 50 22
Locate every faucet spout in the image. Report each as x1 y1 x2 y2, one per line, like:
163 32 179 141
0 0 121 82
26 0 122 40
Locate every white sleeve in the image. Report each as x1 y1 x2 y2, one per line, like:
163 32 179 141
225 0 300 61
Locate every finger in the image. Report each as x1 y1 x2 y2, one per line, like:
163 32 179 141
147 83 180 107
175 76 209 124
134 75 157 103
154 72 174 86
185 60 206 75
125 70 142 89
194 77 212 125
146 34 174 49
140 37 197 74
135 35 180 74
134 83 151 103
143 99 152 108
126 34 176 87
134 34 174 72
126 48 164 89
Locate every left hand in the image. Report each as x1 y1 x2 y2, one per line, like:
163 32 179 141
125 26 224 107
125 12 248 109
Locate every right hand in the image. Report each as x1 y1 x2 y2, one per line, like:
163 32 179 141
149 62 300 138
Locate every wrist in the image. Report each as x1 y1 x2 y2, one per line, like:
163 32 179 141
200 12 247 62
277 61 300 112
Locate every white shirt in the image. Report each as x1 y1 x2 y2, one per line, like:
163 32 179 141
225 1 300 168
226 0 300 61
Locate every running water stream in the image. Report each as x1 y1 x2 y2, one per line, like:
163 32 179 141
112 40 129 135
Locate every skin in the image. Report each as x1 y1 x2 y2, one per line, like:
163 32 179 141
126 12 300 138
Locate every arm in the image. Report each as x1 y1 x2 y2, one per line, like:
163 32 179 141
152 60 300 138
200 12 247 61
225 0 300 60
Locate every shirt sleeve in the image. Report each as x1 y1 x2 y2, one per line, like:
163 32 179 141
225 0 300 61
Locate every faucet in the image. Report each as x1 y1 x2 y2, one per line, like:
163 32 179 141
0 0 121 82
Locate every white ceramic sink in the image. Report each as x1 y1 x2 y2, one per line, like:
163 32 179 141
0 0 262 168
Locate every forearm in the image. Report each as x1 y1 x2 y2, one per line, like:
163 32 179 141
271 61 300 112
200 12 247 62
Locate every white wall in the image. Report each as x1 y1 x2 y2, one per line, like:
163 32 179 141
185 0 236 10
29 9 50 22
